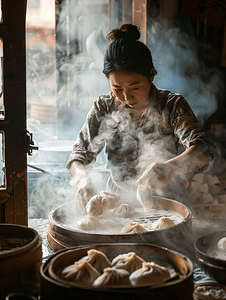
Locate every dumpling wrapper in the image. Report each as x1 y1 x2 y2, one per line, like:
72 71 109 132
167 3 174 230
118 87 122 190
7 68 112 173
86 194 109 217
121 222 148 234
93 267 131 287
79 249 112 273
112 252 145 274
217 237 226 252
112 203 135 218
77 215 99 231
152 217 175 230
100 191 121 209
136 184 153 212
61 260 100 285
129 262 171 286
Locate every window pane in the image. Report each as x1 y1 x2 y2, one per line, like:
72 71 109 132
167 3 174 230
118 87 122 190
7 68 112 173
0 1 2 23
26 0 110 220
0 131 5 188
0 39 3 119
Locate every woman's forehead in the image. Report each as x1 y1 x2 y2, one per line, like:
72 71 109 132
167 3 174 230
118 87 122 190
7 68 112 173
109 69 148 86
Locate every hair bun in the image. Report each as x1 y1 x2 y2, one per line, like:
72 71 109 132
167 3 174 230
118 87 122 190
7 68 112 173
107 23 140 42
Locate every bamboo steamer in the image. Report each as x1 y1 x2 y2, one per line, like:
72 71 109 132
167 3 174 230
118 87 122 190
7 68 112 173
40 243 194 300
48 196 193 258
0 224 42 300
5 293 38 300
193 282 226 300
194 231 226 284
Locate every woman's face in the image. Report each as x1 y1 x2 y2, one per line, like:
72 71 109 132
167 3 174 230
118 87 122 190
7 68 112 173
109 69 152 109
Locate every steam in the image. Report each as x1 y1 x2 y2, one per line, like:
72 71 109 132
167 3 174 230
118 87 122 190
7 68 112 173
148 23 224 124
26 4 224 268
28 174 73 219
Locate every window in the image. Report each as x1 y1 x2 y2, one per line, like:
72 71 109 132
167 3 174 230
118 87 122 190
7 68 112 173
26 0 112 219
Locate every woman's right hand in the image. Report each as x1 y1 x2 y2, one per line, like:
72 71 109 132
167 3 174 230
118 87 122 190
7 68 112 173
76 177 97 215
70 161 97 215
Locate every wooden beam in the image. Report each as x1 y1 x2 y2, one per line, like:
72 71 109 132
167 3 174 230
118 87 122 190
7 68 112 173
132 0 148 44
2 0 28 225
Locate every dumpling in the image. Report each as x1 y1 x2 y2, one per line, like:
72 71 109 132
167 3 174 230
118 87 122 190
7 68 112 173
77 215 99 231
61 260 100 285
196 285 226 299
129 262 171 286
152 217 175 230
136 184 153 212
100 191 121 209
217 237 226 252
93 267 131 287
79 249 112 273
112 203 135 218
121 222 148 234
112 252 145 274
86 194 109 217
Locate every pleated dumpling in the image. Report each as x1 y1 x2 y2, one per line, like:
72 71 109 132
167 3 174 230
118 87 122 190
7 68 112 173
136 184 153 213
121 222 148 234
61 260 100 285
112 203 135 218
77 215 99 231
86 194 109 217
152 217 175 230
217 237 226 252
93 267 131 287
129 262 171 286
80 249 112 273
100 191 121 209
112 252 145 274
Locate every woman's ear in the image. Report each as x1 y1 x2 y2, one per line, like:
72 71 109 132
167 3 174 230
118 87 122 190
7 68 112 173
150 67 155 83
150 75 154 83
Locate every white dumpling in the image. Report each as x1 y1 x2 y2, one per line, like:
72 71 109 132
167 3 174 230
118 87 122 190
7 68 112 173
93 267 131 287
217 237 226 252
86 194 109 217
77 215 99 231
61 260 100 285
112 203 135 218
129 262 171 286
112 252 145 274
121 222 148 234
136 184 153 212
100 191 121 209
152 217 175 230
80 249 112 273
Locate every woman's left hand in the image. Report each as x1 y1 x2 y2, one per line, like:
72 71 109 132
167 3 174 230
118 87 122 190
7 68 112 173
137 162 175 187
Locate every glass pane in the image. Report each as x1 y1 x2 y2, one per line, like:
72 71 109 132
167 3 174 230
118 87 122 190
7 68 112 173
0 1 2 23
0 39 3 119
0 131 5 188
26 0 110 221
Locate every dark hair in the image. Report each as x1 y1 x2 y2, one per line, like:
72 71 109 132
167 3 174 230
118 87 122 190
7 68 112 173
103 23 157 78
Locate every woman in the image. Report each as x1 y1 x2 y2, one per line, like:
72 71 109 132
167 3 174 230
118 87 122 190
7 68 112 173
67 23 215 214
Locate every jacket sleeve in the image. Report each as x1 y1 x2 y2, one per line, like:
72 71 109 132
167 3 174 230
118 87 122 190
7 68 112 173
66 94 113 169
170 95 216 172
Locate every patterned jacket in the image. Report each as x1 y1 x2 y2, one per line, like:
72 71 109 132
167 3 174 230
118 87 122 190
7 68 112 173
67 84 216 186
